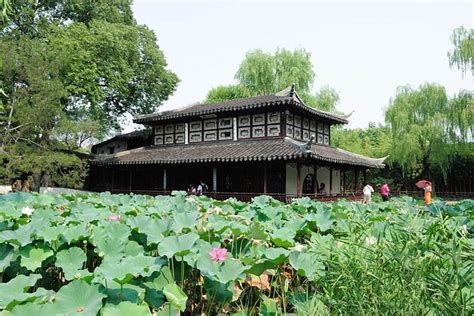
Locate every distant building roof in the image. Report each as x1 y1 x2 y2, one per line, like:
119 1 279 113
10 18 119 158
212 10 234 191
91 130 150 153
92 138 386 168
133 86 349 125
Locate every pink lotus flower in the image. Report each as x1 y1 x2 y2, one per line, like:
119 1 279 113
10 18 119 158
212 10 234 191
209 247 228 262
109 214 121 222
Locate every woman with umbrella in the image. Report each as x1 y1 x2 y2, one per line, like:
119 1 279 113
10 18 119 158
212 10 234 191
416 180 432 205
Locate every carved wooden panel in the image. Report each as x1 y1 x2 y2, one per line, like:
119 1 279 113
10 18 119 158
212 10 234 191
267 125 281 137
238 127 251 139
154 135 163 145
204 119 217 130
287 113 294 124
317 134 323 144
302 118 310 130
294 115 302 127
175 123 185 133
318 123 324 133
324 124 329 134
165 124 174 134
302 130 311 141
286 125 294 137
204 130 217 141
219 129 233 140
294 128 302 139
324 135 329 145
189 121 202 132
175 133 185 144
252 114 265 126
154 125 164 134
310 120 317 131
219 117 233 128
164 135 174 144
267 112 280 124
238 115 251 126
252 126 265 137
189 132 202 143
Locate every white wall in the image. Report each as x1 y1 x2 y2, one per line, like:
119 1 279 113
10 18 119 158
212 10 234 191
286 163 297 195
317 167 330 192
332 169 341 194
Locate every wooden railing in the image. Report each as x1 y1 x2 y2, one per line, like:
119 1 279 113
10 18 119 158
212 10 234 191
107 189 473 202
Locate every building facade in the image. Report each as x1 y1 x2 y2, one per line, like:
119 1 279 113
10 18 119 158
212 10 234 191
89 86 386 201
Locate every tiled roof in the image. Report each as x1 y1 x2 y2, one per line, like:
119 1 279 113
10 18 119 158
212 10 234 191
92 138 385 168
133 87 348 124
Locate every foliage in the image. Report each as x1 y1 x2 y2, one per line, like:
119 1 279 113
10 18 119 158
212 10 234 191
0 0 178 187
206 84 251 104
448 26 474 75
0 192 472 315
205 48 340 112
384 83 473 179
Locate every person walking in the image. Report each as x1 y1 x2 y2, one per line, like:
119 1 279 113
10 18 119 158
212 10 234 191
362 183 374 204
423 183 432 205
380 182 390 202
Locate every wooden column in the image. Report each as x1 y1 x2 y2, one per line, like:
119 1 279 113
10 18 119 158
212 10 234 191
263 165 267 194
212 167 217 192
342 169 346 194
111 169 115 192
313 164 318 197
354 168 359 192
329 166 333 196
128 169 132 192
163 168 167 191
296 162 302 197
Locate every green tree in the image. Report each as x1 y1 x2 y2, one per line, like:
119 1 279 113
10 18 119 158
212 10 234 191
384 83 472 180
448 26 474 75
0 0 178 188
205 48 340 113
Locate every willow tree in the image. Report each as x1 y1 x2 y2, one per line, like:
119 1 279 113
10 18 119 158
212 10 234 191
448 26 474 75
205 48 340 113
385 83 472 180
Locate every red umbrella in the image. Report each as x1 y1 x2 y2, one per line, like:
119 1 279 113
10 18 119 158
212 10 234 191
415 180 432 189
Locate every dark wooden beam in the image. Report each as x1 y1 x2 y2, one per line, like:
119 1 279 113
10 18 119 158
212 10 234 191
129 170 132 192
354 168 359 192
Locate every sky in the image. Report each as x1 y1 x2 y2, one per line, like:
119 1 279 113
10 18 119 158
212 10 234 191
129 0 473 130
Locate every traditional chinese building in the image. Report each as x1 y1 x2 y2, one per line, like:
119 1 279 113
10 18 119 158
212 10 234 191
89 86 387 201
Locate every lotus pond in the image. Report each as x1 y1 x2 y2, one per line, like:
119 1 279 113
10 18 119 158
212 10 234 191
0 192 472 315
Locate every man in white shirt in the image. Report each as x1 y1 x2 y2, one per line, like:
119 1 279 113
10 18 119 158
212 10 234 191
363 183 374 204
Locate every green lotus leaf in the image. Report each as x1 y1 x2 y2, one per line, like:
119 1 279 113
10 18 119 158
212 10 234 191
203 277 234 304
163 283 187 312
124 240 144 257
35 225 62 243
96 238 126 262
55 247 87 280
61 223 89 243
157 232 199 258
172 211 199 232
0 243 15 271
289 251 325 281
270 227 295 248
101 302 151 316
260 296 279 316
216 259 246 284
0 225 33 246
93 223 131 246
20 244 53 271
52 280 105 315
102 283 145 305
155 303 180 316
95 255 157 285
9 300 56 316
252 195 272 207
0 274 42 309
263 247 290 264
306 209 334 232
